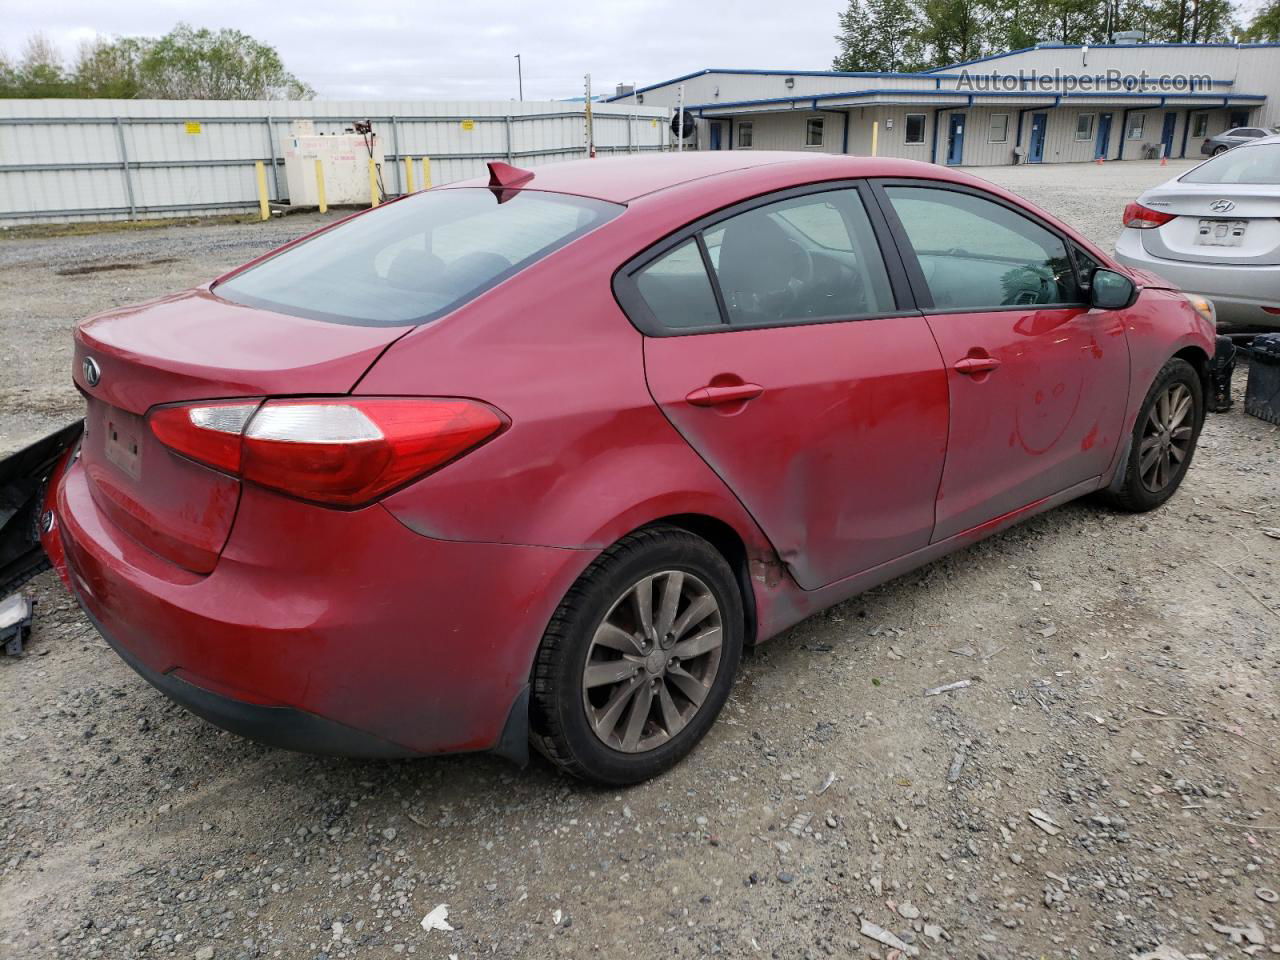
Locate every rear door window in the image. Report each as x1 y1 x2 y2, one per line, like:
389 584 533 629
704 190 894 326
883 185 1083 310
215 188 621 326
634 240 724 329
625 187 897 334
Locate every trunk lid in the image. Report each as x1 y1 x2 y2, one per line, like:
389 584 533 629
1138 183 1280 266
73 288 411 572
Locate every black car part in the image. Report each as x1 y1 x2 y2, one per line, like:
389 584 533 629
0 420 83 596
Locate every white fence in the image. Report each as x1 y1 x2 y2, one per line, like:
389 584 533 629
0 99 672 225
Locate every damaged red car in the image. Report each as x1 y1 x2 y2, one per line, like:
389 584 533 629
36 153 1215 784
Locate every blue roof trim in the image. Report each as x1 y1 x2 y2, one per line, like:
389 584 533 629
690 88 1266 113
605 67 964 102
926 41 1280 73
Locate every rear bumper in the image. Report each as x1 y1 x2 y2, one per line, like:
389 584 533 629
81 600 419 757
42 455 593 759
1115 230 1280 327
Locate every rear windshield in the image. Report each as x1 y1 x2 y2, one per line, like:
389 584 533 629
1181 143 1280 185
215 188 622 325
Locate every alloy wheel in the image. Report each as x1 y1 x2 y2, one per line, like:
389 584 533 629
1138 382 1194 493
581 570 724 753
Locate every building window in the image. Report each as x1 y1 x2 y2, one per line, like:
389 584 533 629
1126 113 1146 140
1075 113 1095 141
904 114 926 145
989 114 1009 143
1192 113 1209 138
805 117 825 147
737 121 753 148
637 94 644 105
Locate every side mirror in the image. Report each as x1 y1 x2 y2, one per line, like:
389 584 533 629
1090 268 1137 310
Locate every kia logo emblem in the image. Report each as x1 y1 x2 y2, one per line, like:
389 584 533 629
82 356 101 386
1210 199 1236 213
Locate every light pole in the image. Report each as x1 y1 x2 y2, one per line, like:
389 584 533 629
514 54 523 101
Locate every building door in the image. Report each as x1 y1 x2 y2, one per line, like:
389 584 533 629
709 122 723 151
1095 113 1113 160
946 113 966 165
1160 112 1177 159
1028 113 1048 163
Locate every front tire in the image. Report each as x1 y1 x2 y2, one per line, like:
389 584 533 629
529 526 743 785
1101 358 1203 512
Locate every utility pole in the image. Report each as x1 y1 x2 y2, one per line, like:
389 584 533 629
514 54 523 101
676 83 685 153
584 73 595 158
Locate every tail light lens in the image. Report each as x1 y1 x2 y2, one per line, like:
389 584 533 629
1123 202 1176 229
149 398 504 506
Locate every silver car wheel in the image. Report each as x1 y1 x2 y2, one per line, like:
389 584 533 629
1138 382 1194 493
581 570 723 753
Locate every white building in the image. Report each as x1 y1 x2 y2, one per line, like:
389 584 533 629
608 42 1280 166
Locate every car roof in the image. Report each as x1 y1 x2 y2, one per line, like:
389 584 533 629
442 152 968 203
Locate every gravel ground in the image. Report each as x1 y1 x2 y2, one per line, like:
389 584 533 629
3 159 1279 960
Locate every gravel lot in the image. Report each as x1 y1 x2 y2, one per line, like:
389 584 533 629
2 159 1279 960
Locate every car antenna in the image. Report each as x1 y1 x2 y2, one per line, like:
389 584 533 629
487 161 535 202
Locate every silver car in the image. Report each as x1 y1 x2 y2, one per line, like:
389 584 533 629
1200 126 1273 156
1114 135 1280 328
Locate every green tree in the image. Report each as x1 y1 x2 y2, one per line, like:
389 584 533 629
1244 0 1280 39
72 36 148 98
917 0 986 66
137 24 313 99
13 33 72 97
0 51 16 97
1 24 313 99
833 0 926 72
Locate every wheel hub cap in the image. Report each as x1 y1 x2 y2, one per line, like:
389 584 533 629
1138 382 1193 494
581 570 724 753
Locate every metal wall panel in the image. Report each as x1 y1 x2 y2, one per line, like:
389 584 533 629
0 99 669 224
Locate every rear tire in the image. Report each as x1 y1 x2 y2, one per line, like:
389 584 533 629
529 526 743 785
1101 358 1203 513
1212 145 1228 156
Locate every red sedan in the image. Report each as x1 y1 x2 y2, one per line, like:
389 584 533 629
40 153 1215 784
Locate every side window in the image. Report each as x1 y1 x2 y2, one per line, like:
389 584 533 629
806 118 824 147
1073 245 1102 286
904 114 926 145
884 185 1083 310
1075 114 1095 141
1192 113 1209 138
634 240 723 329
737 121 754 148
702 189 894 326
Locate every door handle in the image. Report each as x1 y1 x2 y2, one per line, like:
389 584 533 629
685 382 764 407
954 356 1002 375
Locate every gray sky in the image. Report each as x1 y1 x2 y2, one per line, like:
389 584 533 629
6 1 850 100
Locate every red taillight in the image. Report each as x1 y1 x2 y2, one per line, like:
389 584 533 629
148 397 503 506
1263 306 1280 316
1122 202 1176 229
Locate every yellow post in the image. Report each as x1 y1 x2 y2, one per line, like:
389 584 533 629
368 155 380 207
420 157 432 189
871 121 879 157
254 160 270 221
314 158 327 214
403 157 415 194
